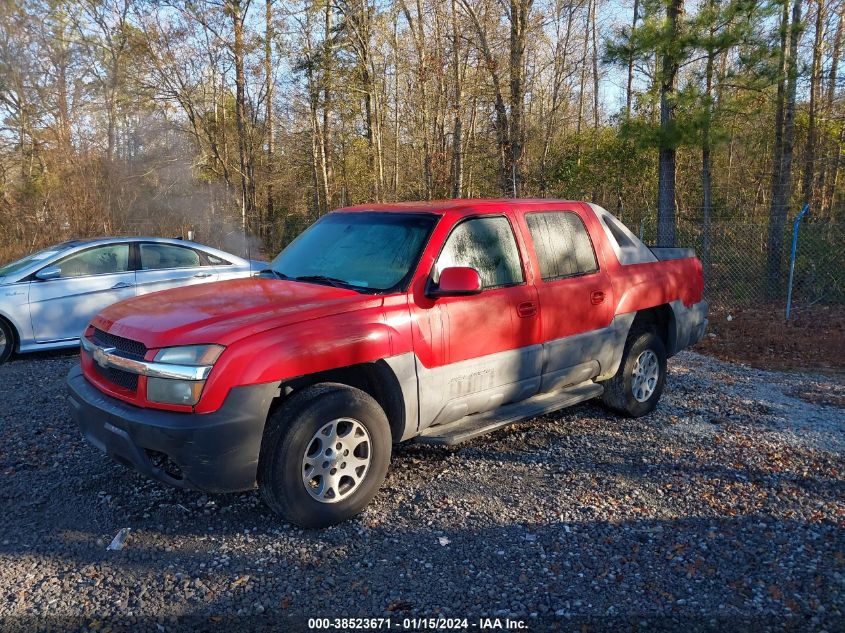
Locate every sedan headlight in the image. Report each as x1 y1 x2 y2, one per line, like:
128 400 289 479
147 344 225 405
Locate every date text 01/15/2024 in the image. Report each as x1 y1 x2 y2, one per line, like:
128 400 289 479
307 617 529 630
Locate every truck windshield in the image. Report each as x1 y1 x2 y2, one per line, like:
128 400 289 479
269 212 437 292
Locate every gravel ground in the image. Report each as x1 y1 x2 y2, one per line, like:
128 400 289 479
0 350 843 632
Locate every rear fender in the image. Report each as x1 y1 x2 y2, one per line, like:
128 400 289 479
615 280 670 315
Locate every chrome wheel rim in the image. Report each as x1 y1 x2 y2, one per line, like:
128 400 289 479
0 328 7 355
631 349 659 402
301 417 371 504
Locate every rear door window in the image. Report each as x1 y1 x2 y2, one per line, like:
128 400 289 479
526 212 598 280
435 217 524 289
140 244 203 270
206 253 232 265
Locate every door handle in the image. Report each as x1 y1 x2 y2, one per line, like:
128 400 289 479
517 301 538 318
590 290 606 305
111 282 134 289
194 272 213 278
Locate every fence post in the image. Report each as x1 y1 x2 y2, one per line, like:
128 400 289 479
785 203 810 321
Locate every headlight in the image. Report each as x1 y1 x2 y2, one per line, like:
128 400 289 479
147 378 206 405
154 344 224 365
147 344 225 405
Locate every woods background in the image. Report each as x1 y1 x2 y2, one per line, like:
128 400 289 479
1 0 843 302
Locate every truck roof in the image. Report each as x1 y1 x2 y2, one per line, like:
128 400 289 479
336 198 585 216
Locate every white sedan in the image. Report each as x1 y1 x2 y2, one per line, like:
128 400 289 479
0 237 265 362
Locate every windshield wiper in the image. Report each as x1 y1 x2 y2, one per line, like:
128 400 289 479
259 269 291 280
293 274 356 289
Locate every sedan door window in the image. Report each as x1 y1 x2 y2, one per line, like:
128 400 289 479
53 244 130 278
140 244 202 270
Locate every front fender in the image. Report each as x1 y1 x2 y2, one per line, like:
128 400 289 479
0 282 32 350
195 310 397 414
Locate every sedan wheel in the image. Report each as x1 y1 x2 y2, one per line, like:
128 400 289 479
0 320 13 363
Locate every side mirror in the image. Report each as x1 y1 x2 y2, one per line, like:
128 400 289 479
428 267 482 297
36 266 61 281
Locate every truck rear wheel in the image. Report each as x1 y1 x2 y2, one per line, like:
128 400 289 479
601 328 667 417
257 383 391 528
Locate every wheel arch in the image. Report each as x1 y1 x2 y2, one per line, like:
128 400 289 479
272 360 408 444
0 313 19 355
630 304 677 355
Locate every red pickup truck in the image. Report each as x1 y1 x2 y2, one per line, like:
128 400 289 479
68 199 707 527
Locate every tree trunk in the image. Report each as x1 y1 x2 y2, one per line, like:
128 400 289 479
322 0 334 208
801 0 824 207
591 0 599 131
310 98 323 215
819 2 844 216
766 0 802 298
231 0 252 233
265 0 274 235
450 0 463 198
461 0 510 194
575 0 590 164
626 0 640 118
402 0 433 198
701 9 716 290
540 0 574 196
657 0 683 247
391 10 400 198
509 0 533 197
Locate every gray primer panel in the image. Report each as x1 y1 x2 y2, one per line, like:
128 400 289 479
401 314 640 435
595 312 637 381
416 345 543 432
669 299 708 355
383 353 420 441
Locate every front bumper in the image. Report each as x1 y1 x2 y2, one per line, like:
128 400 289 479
67 365 279 493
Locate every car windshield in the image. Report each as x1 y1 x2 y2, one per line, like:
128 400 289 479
0 247 63 278
269 212 437 292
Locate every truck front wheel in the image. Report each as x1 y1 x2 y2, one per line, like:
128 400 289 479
601 328 667 417
257 383 391 528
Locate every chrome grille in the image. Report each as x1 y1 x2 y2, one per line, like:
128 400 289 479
92 328 147 358
92 362 139 392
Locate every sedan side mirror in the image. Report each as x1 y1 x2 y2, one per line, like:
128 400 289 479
428 267 482 298
35 266 61 281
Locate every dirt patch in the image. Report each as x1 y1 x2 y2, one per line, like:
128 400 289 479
694 303 845 374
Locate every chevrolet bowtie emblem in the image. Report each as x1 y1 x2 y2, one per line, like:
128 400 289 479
93 346 116 369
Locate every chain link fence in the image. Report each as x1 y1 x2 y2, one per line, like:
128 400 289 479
106 209 845 315
637 216 845 312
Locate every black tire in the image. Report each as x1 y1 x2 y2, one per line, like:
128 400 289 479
257 383 391 528
0 319 14 364
601 328 667 417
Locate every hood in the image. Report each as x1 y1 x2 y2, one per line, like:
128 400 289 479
92 278 383 349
